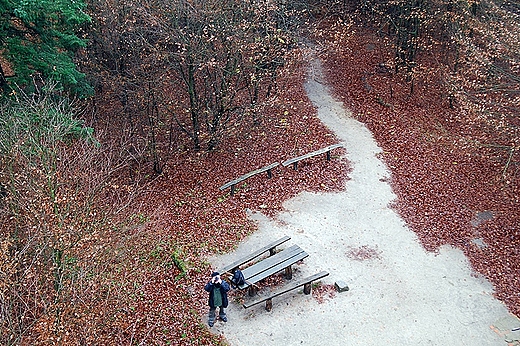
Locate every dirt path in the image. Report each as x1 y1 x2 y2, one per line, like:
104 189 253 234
208 48 511 346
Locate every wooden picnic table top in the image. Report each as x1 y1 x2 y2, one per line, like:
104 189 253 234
217 236 291 274
237 244 308 289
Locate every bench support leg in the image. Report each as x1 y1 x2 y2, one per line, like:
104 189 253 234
292 162 298 170
265 298 273 312
248 285 257 297
326 151 331 161
230 184 236 196
304 282 312 295
284 265 293 280
269 247 276 256
267 169 273 179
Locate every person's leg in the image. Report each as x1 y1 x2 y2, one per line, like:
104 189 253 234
218 307 227 322
208 307 216 327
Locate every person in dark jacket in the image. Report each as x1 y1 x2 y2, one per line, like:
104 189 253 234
204 272 230 327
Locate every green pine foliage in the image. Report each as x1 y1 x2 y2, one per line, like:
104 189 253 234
0 0 93 97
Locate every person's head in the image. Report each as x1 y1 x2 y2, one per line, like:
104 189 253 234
211 272 221 287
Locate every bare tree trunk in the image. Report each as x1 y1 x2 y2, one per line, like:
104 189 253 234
146 82 163 174
187 63 201 152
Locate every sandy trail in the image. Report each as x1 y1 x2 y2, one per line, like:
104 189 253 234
208 48 510 346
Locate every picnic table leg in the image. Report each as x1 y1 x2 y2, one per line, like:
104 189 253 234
248 285 257 297
265 298 273 312
304 282 312 295
284 265 293 280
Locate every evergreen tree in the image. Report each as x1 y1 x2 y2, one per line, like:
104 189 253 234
0 0 92 97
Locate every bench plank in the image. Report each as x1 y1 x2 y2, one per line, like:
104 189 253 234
282 144 344 170
243 271 329 309
217 236 291 274
219 162 280 192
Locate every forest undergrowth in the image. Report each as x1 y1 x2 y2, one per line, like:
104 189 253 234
37 50 349 345
13 9 519 346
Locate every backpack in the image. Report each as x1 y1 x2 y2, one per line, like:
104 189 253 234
231 269 245 287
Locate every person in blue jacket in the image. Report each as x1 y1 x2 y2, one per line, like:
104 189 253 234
204 272 230 327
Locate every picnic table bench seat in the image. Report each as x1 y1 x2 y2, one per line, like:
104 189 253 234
217 236 291 275
243 271 329 311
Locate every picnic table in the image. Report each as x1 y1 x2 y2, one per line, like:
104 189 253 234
217 237 328 309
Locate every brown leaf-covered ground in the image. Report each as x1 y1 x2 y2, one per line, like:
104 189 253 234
314 21 519 318
61 19 518 346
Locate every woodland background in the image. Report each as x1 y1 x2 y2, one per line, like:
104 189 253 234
0 0 519 344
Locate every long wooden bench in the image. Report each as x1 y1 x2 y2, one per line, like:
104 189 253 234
217 236 291 275
282 143 344 170
243 271 329 311
237 244 308 296
219 162 280 195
